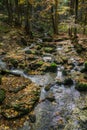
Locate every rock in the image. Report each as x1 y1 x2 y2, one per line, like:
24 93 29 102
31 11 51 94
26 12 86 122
62 57 68 64
25 50 32 54
9 58 18 68
19 121 31 130
56 79 63 85
29 113 36 123
84 61 87 70
62 70 68 76
44 47 55 53
9 85 27 93
42 37 53 42
45 62 57 72
63 78 73 85
46 92 55 102
45 84 51 91
2 107 29 119
75 82 87 91
0 60 6 69
0 89 5 103
74 44 85 53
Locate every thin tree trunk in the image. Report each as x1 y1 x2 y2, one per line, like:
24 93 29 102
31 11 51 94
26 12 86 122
54 0 58 34
74 0 78 38
25 0 33 38
68 0 74 37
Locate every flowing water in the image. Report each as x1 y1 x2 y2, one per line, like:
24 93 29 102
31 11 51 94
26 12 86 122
30 41 86 130
1 40 87 130
31 67 81 130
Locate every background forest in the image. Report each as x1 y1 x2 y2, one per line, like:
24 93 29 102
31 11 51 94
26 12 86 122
0 0 87 37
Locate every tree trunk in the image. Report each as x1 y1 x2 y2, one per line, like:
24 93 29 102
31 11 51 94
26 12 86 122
14 0 21 26
74 0 78 38
25 0 33 38
54 0 58 35
5 0 13 24
68 0 74 37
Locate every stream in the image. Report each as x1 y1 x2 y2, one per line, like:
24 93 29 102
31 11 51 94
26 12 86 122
0 40 87 130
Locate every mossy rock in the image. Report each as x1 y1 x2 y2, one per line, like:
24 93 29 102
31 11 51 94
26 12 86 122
2 107 29 119
31 61 44 70
44 47 55 53
84 61 87 70
0 89 6 103
62 57 68 64
75 82 87 91
9 58 18 67
29 113 36 123
25 50 32 54
45 62 57 72
81 61 87 72
37 45 42 50
36 61 44 66
46 92 55 102
9 85 26 93
74 44 85 53
64 78 73 85
62 70 68 76
45 84 51 91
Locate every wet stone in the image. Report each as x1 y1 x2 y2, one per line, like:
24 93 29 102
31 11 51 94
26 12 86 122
29 114 36 123
46 92 55 102
45 84 51 91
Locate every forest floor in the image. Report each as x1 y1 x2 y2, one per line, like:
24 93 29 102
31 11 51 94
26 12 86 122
0 18 87 130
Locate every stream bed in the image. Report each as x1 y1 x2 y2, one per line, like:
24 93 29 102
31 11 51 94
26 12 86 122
0 40 87 130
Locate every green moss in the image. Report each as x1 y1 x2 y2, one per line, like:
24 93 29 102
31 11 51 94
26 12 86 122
51 62 57 67
75 82 87 91
37 61 44 66
45 62 57 72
